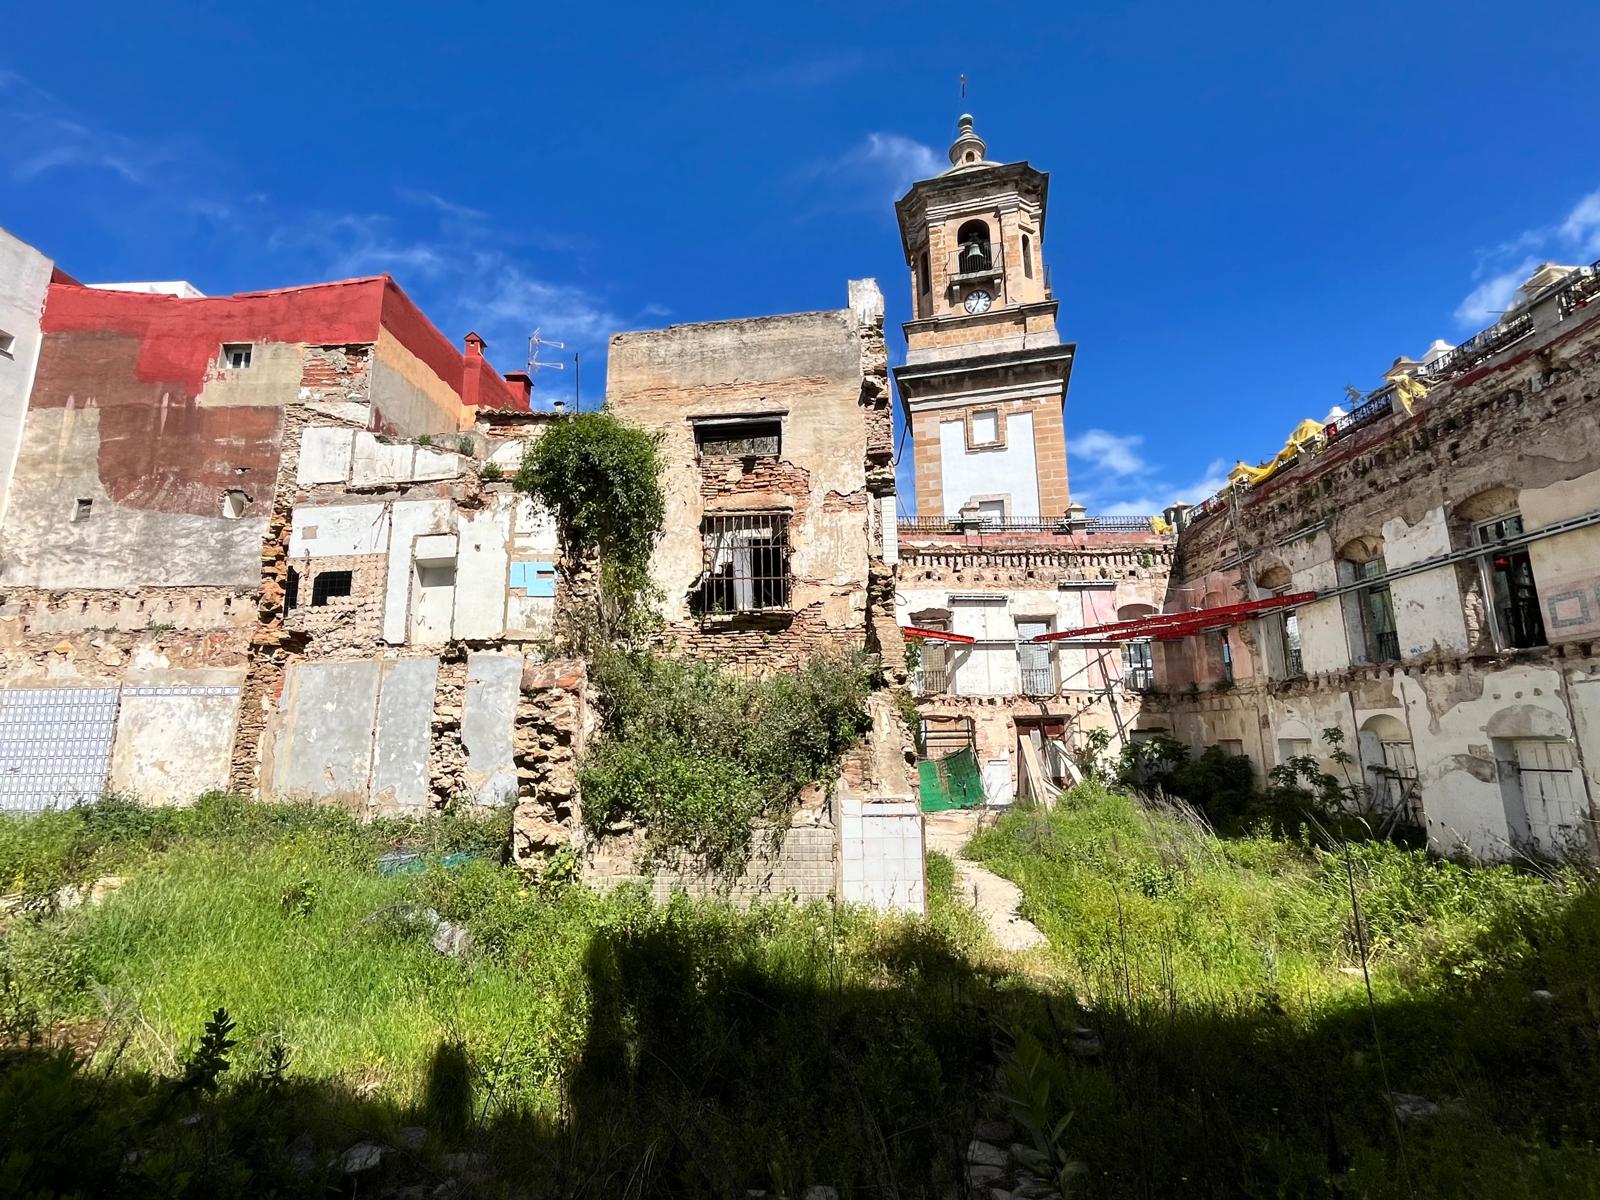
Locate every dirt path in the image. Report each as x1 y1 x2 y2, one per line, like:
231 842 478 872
924 810 1048 953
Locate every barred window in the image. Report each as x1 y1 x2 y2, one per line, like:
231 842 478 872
696 512 791 614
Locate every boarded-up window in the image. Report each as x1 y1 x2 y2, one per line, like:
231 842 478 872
695 418 781 457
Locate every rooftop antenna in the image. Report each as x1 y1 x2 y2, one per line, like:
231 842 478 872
526 328 566 412
959 73 967 101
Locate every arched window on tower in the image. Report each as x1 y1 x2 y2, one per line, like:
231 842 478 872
1022 234 1034 279
956 220 992 274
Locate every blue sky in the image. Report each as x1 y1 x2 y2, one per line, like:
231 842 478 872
4 0 1597 515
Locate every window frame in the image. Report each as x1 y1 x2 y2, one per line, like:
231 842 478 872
220 342 254 370
694 510 793 616
1472 512 1547 650
692 414 783 459
964 407 1006 451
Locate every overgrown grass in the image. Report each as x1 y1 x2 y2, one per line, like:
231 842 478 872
968 783 1600 1195
0 796 1006 1197
5 788 1599 1196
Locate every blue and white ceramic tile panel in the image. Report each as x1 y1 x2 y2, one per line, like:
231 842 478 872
0 687 121 812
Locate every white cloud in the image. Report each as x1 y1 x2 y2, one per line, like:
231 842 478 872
1073 429 1148 478
1070 422 1228 514
1561 189 1600 257
1453 187 1600 328
825 133 942 206
1453 257 1540 327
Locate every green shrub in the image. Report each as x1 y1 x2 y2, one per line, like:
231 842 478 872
580 648 873 874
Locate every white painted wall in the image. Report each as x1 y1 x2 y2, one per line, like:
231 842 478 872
1383 506 1470 655
453 497 512 640
937 411 1039 518
288 503 390 558
382 499 454 645
0 229 53 531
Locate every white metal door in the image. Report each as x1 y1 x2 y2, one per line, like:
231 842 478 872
1514 740 1584 855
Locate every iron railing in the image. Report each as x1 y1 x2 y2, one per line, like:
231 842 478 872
1018 665 1057 696
915 667 949 697
1123 665 1155 692
1284 645 1304 678
694 512 791 615
1324 390 1395 442
1420 312 1537 381
948 242 1003 279
897 515 1159 535
1369 630 1400 662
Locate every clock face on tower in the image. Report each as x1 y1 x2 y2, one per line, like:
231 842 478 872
963 289 993 314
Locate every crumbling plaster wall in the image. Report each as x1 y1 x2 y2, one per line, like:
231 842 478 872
0 231 53 530
1155 300 1600 857
606 286 890 669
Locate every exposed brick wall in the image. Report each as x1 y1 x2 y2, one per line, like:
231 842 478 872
583 820 837 905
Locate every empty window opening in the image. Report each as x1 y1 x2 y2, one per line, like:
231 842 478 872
221 489 248 519
916 615 952 697
967 408 1002 449
695 417 781 458
221 343 253 370
1022 234 1034 279
310 570 353 607
1475 514 1546 649
285 565 300 612
72 498 92 523
1213 631 1234 683
416 562 456 589
918 250 930 294
695 513 791 614
0 330 14 357
1355 558 1399 661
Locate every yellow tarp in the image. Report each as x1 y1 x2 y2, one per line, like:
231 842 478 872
1227 418 1327 489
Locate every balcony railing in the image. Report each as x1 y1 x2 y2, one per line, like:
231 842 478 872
1284 645 1304 678
1018 665 1057 696
915 667 949 697
1324 391 1395 442
1123 665 1155 692
1420 311 1537 381
897 515 1160 536
947 243 1004 280
1368 630 1400 663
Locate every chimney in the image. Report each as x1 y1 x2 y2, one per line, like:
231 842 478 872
503 370 533 408
464 331 487 358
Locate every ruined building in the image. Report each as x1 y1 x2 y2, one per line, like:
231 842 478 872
0 267 559 813
1142 260 1600 860
890 119 1600 863
596 282 923 909
888 118 1175 803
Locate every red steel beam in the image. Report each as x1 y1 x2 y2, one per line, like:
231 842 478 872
1032 591 1317 643
902 626 977 644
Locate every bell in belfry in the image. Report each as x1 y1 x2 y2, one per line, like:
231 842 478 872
963 241 987 268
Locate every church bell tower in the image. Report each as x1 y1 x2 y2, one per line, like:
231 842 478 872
894 114 1075 523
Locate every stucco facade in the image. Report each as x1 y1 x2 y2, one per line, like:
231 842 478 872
1151 260 1600 859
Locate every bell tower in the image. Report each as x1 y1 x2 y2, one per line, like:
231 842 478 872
894 115 1074 523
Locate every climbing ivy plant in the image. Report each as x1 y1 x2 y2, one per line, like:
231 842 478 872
514 410 665 647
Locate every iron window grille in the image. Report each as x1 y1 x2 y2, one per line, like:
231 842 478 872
310 570 354 607
696 512 791 614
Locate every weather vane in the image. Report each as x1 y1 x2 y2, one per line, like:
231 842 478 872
959 73 967 100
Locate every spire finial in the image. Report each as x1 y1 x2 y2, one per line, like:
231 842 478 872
948 112 987 168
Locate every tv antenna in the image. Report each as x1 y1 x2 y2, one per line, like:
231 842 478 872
526 329 566 377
